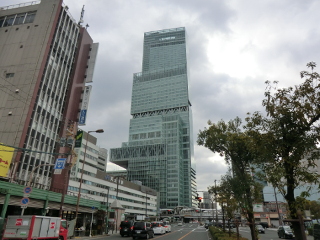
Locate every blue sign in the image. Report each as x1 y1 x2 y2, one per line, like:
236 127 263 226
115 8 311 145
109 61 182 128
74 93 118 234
54 158 67 169
24 187 32 194
21 197 29 205
79 109 87 125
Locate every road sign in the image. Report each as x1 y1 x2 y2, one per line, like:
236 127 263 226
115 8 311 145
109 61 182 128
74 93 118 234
20 197 29 206
54 158 66 169
23 187 32 194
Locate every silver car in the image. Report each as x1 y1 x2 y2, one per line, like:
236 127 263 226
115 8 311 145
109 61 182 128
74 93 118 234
277 225 295 239
256 224 265 234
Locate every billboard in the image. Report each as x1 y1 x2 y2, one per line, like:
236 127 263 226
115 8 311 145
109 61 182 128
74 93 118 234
79 85 92 126
0 144 14 177
253 203 264 212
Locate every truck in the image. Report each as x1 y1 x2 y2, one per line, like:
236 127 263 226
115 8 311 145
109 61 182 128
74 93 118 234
2 215 68 240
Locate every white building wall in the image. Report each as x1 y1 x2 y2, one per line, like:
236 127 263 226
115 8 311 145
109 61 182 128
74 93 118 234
69 130 157 217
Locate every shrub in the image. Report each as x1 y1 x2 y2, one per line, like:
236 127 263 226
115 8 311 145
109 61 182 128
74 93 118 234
209 226 248 240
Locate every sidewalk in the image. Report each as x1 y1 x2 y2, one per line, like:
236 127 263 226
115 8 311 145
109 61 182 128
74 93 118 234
73 230 120 239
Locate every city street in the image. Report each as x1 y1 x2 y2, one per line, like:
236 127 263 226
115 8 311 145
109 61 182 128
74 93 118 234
88 223 315 240
88 223 210 240
238 226 314 240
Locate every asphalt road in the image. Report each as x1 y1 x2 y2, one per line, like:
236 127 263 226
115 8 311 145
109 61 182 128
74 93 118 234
91 223 211 240
238 226 314 240
80 223 314 240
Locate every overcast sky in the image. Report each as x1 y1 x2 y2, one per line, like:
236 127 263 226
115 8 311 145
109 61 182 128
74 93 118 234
3 0 320 195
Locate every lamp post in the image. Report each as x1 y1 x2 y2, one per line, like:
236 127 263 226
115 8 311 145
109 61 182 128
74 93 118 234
89 207 94 237
104 187 110 234
222 201 226 232
74 129 104 229
146 191 148 217
144 189 153 220
214 180 219 223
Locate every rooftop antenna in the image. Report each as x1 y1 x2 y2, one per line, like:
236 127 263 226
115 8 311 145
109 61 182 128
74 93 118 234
78 5 85 25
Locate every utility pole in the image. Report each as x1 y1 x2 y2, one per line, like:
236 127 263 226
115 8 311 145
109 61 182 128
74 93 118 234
215 180 218 223
59 120 77 218
273 186 282 226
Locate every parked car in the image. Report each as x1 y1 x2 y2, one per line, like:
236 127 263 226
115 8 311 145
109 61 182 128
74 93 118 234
205 222 214 229
215 222 223 228
227 222 235 228
277 225 295 239
256 224 265 234
258 222 269 228
132 221 154 239
151 222 166 235
163 222 171 232
120 220 134 237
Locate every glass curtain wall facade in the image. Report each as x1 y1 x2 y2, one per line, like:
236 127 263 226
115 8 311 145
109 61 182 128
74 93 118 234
110 27 196 208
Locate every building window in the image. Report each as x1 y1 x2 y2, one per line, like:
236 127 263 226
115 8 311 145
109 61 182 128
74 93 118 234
14 14 26 25
24 12 36 23
6 73 14 78
0 11 36 28
0 17 5 27
3 15 15 27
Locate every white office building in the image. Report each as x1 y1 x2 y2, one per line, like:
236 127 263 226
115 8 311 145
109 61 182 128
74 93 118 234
68 131 158 220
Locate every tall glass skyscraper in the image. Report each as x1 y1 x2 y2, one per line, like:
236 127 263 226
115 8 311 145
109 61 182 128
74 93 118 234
110 27 196 208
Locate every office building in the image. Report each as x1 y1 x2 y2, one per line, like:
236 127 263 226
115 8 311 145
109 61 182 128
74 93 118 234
68 131 157 222
110 27 196 208
0 0 98 193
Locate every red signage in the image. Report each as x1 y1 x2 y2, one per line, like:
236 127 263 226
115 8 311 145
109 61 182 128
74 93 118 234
50 222 55 229
15 219 23 226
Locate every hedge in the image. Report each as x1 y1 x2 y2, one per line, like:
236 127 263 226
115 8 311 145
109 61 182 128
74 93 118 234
208 226 248 240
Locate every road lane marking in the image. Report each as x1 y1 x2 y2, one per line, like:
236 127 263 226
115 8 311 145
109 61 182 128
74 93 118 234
177 229 196 240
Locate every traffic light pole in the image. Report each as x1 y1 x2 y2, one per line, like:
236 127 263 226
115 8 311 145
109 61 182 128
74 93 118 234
195 192 203 224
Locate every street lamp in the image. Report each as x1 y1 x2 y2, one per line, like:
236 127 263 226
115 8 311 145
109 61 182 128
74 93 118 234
144 189 153 219
222 201 227 232
103 187 110 234
74 129 104 228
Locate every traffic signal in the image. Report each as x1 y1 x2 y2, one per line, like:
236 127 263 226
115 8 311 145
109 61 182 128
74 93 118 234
194 195 203 202
194 194 199 200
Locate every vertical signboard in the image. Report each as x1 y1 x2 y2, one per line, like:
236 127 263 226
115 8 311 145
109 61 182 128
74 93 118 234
79 85 92 126
74 130 83 148
85 43 99 83
0 144 14 177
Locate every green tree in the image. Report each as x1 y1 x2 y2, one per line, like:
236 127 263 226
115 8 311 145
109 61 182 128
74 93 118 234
245 62 320 239
198 117 262 240
305 200 320 220
209 173 253 239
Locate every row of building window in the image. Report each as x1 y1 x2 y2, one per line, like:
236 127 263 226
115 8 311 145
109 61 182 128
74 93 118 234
0 11 36 28
68 185 156 208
